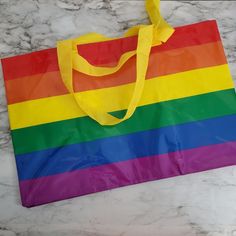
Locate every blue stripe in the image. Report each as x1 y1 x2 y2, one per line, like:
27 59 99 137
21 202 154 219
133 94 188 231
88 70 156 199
16 114 236 181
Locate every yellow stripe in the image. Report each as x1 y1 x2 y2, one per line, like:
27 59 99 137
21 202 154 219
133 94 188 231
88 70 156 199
8 64 234 130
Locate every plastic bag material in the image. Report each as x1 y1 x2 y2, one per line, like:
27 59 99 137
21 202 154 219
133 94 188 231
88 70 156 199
2 18 236 207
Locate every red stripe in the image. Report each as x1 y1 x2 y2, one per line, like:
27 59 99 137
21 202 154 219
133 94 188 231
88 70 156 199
78 20 221 66
1 48 59 81
2 20 221 81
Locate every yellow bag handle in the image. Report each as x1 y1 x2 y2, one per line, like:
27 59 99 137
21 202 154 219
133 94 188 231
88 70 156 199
57 0 174 126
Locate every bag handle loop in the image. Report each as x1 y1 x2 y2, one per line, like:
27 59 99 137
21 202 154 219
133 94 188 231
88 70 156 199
57 0 174 126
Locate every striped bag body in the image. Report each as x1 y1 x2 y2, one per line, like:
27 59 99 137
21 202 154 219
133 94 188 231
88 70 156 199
2 20 236 207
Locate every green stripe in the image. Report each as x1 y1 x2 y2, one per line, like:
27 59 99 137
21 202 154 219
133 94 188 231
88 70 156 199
12 89 236 155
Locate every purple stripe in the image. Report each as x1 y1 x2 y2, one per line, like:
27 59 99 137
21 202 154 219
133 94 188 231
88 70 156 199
19 141 236 207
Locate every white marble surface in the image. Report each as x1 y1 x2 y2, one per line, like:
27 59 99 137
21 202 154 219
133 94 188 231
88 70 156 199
0 0 236 235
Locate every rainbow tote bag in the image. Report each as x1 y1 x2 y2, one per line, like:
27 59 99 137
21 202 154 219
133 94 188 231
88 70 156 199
1 0 236 207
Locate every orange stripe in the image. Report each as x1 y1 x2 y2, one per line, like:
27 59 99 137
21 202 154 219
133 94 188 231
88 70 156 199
5 41 226 104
